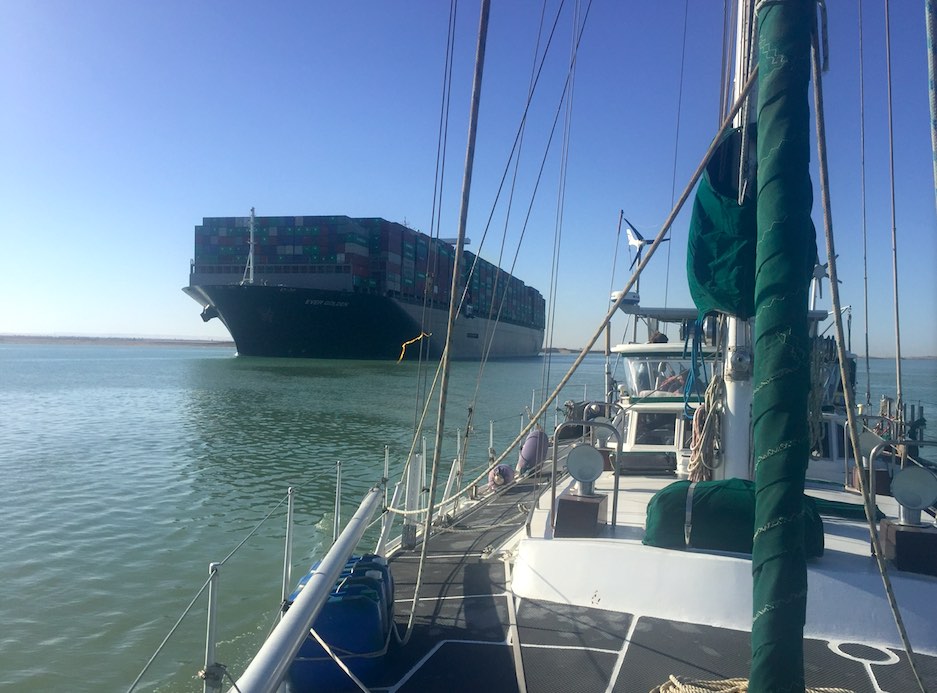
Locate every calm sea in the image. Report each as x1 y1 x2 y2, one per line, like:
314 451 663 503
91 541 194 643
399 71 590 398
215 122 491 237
0 344 933 692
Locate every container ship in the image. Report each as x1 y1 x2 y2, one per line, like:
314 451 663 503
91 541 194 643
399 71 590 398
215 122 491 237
183 212 545 359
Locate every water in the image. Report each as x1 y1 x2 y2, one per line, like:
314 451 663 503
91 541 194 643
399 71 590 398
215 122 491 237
0 344 933 692
855 357 937 418
0 344 604 692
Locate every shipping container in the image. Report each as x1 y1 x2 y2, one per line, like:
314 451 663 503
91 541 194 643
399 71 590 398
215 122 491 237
195 214 544 330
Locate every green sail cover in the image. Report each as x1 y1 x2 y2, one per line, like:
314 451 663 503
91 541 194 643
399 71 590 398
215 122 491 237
750 1 818 691
687 127 758 319
643 479 824 557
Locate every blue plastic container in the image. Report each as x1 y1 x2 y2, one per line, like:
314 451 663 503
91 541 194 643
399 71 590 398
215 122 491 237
286 554 394 692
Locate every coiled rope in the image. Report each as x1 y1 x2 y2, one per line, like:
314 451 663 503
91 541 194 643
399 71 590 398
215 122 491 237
682 316 724 482
650 676 852 693
687 373 725 482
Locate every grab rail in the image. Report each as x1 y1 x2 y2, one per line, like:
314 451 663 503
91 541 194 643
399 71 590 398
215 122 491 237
550 418 624 530
865 439 937 502
228 487 383 693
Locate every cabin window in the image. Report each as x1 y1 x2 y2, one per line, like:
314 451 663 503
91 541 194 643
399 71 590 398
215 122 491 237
633 412 677 446
624 356 706 396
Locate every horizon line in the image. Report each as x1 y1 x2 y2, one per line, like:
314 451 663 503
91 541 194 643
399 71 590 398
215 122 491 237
1 333 933 360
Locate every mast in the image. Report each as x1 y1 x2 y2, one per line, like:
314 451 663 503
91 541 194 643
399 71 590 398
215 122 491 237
421 0 490 550
242 207 256 285
749 0 815 689
717 0 755 482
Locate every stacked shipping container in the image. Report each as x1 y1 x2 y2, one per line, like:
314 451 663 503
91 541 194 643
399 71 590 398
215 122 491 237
192 215 544 329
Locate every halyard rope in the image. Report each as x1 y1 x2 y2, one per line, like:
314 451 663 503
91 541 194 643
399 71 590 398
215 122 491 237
688 373 725 482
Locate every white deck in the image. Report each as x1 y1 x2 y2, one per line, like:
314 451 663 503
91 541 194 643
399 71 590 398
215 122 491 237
511 467 937 656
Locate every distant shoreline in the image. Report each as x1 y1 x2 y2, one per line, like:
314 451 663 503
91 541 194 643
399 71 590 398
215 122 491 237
0 335 932 358
0 334 235 348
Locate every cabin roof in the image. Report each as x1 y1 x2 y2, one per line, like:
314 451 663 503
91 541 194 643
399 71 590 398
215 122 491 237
610 342 718 356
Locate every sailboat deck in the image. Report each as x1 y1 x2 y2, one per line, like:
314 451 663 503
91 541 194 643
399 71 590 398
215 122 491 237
356 466 937 693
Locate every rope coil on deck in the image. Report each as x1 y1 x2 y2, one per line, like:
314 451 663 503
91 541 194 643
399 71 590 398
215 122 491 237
650 676 853 693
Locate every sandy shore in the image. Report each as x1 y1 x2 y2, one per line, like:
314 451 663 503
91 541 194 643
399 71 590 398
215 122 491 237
0 335 235 348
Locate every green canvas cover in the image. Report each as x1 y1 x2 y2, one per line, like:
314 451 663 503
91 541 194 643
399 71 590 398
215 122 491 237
749 1 818 689
687 127 758 319
643 478 823 558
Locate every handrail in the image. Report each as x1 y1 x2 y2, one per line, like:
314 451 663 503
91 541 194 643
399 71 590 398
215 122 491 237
865 439 937 502
585 402 627 442
228 487 383 693
549 417 624 531
820 412 925 483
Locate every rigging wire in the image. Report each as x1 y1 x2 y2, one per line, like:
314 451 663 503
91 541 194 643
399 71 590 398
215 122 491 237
413 0 459 433
928 0 937 220
477 0 595 415
393 0 600 572
543 0 582 409
127 483 310 692
478 0 549 345
858 0 872 406
607 211 626 380
883 0 905 420
456 0 547 508
492 68 760 468
809 21 928 693
439 0 589 412
442 0 572 333
663 0 690 308
467 0 551 459
411 0 572 482
398 0 494 648
736 0 757 204
400 0 580 513
447 0 570 308
476 0 549 376
608 211 624 305
719 0 732 122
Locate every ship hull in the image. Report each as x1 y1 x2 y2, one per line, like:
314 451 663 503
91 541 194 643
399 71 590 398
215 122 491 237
184 284 543 360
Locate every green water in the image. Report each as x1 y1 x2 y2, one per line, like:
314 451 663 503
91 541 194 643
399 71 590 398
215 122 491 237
0 344 606 691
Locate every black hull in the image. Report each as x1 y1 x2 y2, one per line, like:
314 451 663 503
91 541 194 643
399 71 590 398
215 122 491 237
184 284 543 360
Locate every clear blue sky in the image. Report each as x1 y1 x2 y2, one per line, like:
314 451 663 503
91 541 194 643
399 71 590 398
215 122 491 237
2 1 934 357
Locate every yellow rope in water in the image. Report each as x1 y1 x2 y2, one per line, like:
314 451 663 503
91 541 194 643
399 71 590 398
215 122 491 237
398 332 432 362
650 676 853 693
